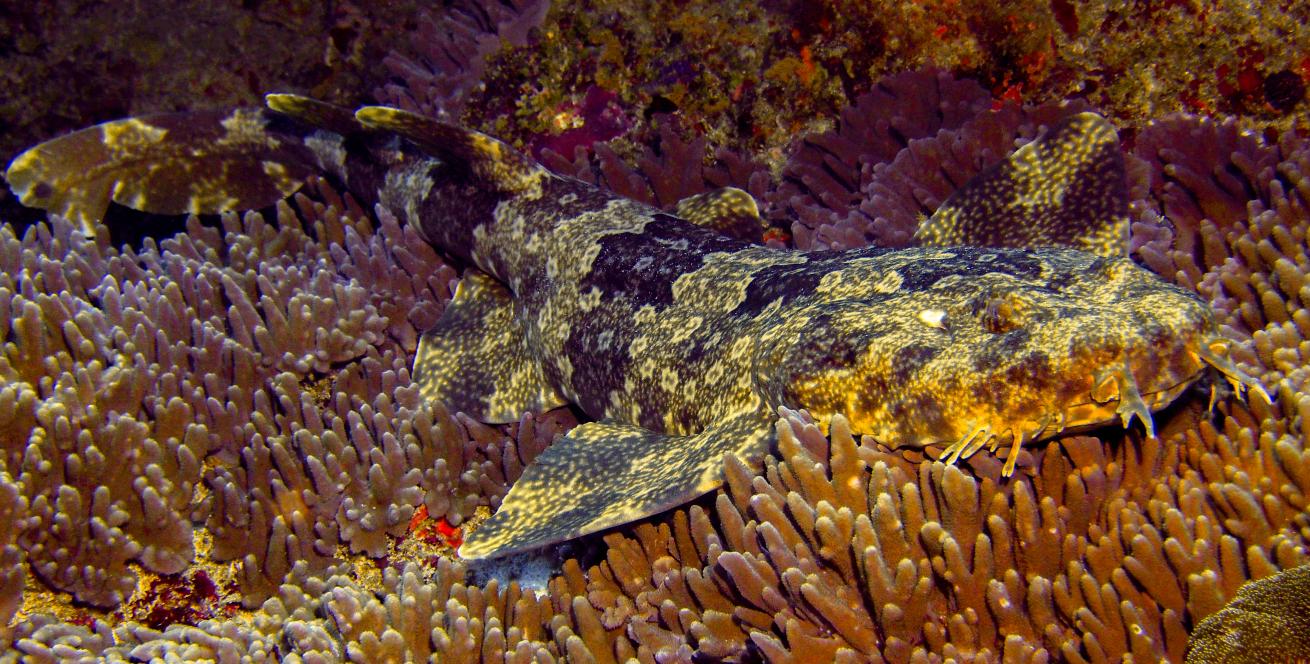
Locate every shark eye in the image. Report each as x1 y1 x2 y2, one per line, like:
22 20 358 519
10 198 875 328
977 291 1029 334
1092 257 1135 281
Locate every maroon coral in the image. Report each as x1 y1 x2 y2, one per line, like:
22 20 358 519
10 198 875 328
376 0 550 120
0 180 579 612
539 115 774 217
769 68 992 249
5 68 1310 660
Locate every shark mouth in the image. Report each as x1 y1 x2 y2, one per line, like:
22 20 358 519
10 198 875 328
939 336 1269 477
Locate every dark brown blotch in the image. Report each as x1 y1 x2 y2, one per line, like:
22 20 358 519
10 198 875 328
580 214 745 307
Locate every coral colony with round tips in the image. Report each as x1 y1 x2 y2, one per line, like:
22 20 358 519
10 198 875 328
1 2 1309 658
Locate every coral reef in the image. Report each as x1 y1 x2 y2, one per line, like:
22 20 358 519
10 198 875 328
535 68 1097 254
376 0 550 121
5 89 1310 658
406 0 1310 170
0 182 577 622
4 0 1310 657
1186 562 1310 663
5 396 1308 659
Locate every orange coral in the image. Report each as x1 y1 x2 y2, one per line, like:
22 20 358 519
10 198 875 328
5 66 1310 660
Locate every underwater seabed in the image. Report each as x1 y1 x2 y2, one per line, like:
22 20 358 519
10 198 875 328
2 93 1310 658
2 0 1310 657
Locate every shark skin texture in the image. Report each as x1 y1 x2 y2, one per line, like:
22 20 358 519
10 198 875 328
5 95 1264 560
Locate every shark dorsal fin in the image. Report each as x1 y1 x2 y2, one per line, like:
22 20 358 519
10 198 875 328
674 187 767 241
352 105 546 194
912 112 1128 258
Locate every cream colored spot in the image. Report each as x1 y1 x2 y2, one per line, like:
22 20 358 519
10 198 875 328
101 119 167 153
635 357 658 380
634 305 658 325
578 286 602 312
186 177 241 213
872 271 904 293
380 161 435 229
918 308 947 329
260 160 300 196
669 316 702 343
556 354 574 386
304 131 348 180
114 183 147 210
261 161 287 179
704 362 726 386
216 108 278 149
672 248 801 312
7 149 40 180
659 366 679 393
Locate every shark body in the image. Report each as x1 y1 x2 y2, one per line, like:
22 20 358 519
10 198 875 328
5 97 1261 559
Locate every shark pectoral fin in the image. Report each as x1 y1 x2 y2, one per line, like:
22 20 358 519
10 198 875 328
412 269 565 424
458 418 774 560
674 187 768 241
5 109 316 237
912 112 1129 258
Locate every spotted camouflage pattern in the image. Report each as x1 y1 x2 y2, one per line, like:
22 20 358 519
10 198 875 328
5 98 1264 560
5 109 314 234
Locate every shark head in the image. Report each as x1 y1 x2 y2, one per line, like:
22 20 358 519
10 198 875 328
768 248 1262 475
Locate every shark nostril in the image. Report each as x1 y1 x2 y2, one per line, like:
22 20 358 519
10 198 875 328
1092 360 1155 435
1193 336 1271 403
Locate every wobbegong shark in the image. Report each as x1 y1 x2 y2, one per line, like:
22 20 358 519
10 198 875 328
5 95 1265 559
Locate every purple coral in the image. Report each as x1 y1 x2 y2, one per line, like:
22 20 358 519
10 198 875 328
377 0 550 120
4 66 1310 660
0 180 577 613
536 69 1095 251
539 115 767 209
768 68 993 249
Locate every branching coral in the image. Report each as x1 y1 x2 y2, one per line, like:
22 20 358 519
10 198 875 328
0 182 578 615
5 66 1310 660
377 0 551 121
1129 113 1310 399
767 68 991 249
539 117 773 216
0 472 24 628
7 395 1307 660
6 559 630 661
578 390 1309 661
769 69 1106 252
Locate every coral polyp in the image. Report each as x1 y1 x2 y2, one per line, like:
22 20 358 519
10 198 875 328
3 0 1310 660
